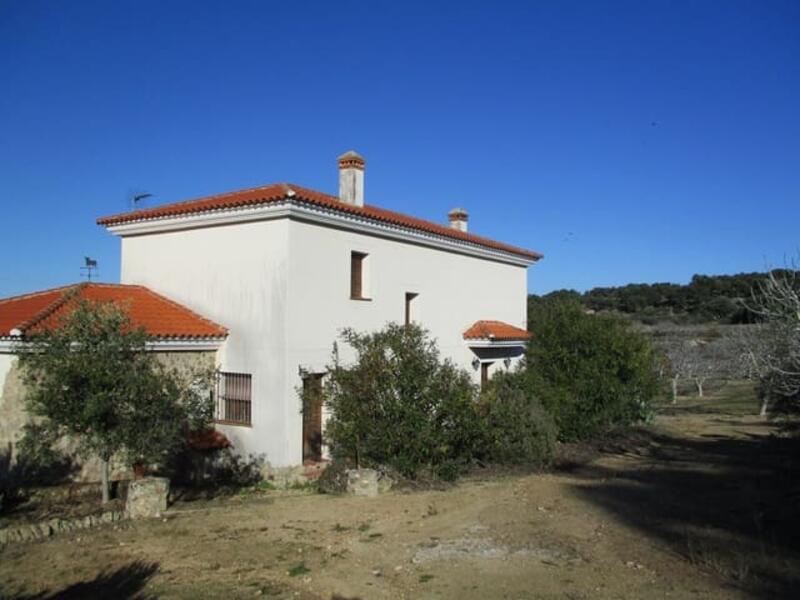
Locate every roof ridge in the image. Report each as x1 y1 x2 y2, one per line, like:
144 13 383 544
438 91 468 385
97 182 290 225
82 282 148 289
15 284 82 333
97 181 542 260
0 283 77 306
356 203 539 259
283 182 338 201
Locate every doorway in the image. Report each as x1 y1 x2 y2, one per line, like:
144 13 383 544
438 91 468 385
480 361 494 390
302 374 324 462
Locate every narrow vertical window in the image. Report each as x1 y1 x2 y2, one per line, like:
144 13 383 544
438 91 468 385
351 251 367 299
404 292 418 325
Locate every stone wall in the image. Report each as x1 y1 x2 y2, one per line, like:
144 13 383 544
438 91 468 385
0 350 217 483
0 354 29 462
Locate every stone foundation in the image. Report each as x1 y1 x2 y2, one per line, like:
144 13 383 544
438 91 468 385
259 463 310 489
0 510 126 547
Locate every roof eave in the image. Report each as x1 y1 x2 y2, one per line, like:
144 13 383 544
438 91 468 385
101 198 541 266
464 338 530 348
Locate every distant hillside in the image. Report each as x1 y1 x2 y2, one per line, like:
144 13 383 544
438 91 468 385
530 271 795 325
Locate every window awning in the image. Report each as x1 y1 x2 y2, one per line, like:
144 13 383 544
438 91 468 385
463 320 532 348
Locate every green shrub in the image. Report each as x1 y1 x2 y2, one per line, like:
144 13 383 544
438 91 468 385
317 458 350 494
526 298 658 441
322 323 483 479
479 372 557 466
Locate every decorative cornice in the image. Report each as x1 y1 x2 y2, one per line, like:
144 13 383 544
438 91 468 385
105 199 536 267
145 338 226 351
0 337 225 353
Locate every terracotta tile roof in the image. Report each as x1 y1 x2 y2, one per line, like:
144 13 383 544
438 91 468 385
0 283 227 340
97 183 542 261
463 320 532 341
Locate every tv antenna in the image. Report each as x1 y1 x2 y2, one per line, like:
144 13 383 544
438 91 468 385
80 256 98 281
131 191 153 210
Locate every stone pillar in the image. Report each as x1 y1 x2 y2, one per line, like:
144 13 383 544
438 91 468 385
126 477 169 519
346 468 393 497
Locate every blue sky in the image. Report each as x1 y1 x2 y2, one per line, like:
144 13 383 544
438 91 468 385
1 0 798 297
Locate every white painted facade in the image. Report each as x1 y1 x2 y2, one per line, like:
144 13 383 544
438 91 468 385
109 183 536 467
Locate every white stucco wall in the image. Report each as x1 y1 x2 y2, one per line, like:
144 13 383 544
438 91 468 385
119 219 291 465
283 220 528 465
117 215 529 467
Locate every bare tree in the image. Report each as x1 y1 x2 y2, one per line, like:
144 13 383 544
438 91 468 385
743 265 800 415
730 325 774 416
683 340 720 398
662 342 692 403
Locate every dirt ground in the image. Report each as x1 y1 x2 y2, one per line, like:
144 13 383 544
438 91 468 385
1 383 798 599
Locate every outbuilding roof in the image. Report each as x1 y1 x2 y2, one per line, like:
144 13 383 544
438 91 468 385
97 183 542 261
0 283 227 340
463 320 532 341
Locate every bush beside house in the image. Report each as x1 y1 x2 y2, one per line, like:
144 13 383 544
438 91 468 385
323 309 659 481
525 298 659 441
321 324 483 480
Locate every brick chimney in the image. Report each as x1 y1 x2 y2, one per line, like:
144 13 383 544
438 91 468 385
448 208 469 232
338 150 365 207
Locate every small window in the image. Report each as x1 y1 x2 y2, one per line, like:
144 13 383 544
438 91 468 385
351 251 368 299
215 372 252 426
404 292 418 325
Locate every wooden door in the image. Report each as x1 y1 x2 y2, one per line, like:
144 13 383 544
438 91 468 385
302 374 324 462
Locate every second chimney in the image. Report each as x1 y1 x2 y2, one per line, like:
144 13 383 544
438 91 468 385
338 150 365 207
448 208 469 232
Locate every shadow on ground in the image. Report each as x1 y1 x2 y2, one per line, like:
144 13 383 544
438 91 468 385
0 561 159 600
564 414 800 599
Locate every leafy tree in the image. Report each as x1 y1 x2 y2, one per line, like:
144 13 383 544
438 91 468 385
321 323 483 479
524 298 658 441
15 296 213 503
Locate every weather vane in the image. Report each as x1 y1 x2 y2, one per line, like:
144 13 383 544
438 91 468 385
80 256 98 281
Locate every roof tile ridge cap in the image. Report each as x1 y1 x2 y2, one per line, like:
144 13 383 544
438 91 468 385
0 283 79 306
97 182 289 224
138 286 229 337
15 284 82 334
358 204 541 258
88 282 145 289
284 182 339 202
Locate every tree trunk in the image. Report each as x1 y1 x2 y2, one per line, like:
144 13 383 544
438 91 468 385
760 392 770 418
696 380 704 398
671 378 679 404
100 457 110 504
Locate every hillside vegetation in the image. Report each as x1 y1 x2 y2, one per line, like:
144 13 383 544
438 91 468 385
530 270 797 325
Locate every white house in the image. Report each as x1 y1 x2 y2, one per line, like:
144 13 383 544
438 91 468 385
1 151 541 470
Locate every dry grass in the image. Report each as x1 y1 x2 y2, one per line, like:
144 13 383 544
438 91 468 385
2 382 798 599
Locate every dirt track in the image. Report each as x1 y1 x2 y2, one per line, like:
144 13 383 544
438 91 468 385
1 385 798 599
